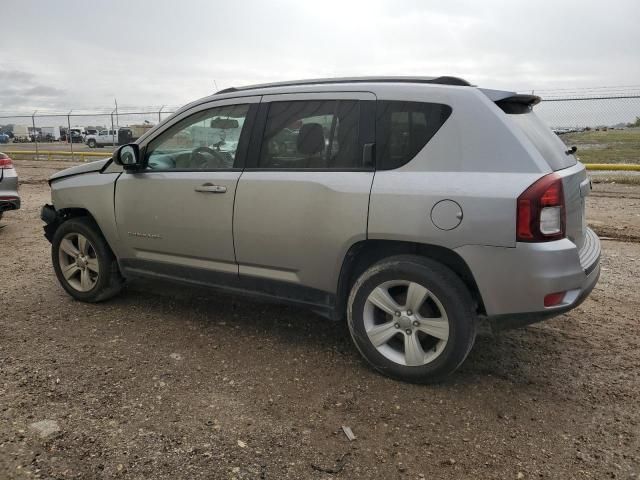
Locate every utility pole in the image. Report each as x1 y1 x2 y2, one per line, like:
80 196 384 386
67 110 73 160
114 98 119 130
111 110 116 146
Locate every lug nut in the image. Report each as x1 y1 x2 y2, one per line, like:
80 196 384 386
395 311 401 317
405 329 412 335
406 310 413 316
413 320 419 327
394 323 400 329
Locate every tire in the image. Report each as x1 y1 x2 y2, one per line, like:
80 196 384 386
51 217 124 302
87 139 96 148
347 255 476 384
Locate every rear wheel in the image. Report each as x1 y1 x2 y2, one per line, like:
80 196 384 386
52 218 124 302
347 255 476 383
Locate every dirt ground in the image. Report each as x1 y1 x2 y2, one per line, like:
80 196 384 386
1 160 639 479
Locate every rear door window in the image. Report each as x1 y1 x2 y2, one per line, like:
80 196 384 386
258 100 361 169
376 101 452 170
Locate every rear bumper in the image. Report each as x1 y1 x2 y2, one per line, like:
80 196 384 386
0 170 20 211
455 228 601 328
487 261 600 330
0 195 20 212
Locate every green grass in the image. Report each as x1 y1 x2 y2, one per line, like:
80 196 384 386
559 128 640 164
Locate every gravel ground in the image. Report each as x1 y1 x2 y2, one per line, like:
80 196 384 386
1 161 639 479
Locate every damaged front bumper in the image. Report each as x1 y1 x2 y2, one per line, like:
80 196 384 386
41 204 60 242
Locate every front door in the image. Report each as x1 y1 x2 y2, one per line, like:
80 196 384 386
114 98 259 280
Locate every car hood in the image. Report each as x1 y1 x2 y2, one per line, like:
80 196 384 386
49 157 112 182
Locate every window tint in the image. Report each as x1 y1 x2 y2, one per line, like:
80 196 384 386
508 111 576 171
376 101 452 170
146 104 250 170
259 100 361 169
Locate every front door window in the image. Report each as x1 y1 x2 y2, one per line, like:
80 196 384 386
146 104 250 170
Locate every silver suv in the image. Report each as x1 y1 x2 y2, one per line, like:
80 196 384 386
41 77 601 383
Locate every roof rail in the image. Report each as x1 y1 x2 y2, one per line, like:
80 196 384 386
214 76 472 95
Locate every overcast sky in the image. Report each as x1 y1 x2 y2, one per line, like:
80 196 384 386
1 0 638 113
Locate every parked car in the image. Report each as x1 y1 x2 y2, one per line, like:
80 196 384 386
85 130 118 148
69 131 84 143
0 133 9 144
40 76 601 383
0 152 20 221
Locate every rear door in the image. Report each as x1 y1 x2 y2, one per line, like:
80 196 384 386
234 92 376 295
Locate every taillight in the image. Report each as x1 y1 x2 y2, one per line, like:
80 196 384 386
0 154 13 169
517 173 565 242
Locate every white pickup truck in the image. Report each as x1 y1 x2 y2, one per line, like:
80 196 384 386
85 130 117 148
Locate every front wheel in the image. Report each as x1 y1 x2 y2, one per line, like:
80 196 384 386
52 217 124 302
347 255 476 383
87 139 96 148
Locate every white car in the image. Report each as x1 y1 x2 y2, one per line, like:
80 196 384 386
85 130 117 148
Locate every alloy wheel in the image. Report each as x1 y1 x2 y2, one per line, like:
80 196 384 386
58 232 100 292
363 280 450 366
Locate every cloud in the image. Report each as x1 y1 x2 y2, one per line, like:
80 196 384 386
0 70 34 83
0 68 67 111
22 86 66 97
0 0 639 113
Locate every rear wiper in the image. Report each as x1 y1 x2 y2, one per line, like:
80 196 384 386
565 146 577 155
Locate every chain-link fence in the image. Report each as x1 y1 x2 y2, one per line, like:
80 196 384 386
0 106 180 161
1 88 639 163
532 87 640 165
535 95 640 131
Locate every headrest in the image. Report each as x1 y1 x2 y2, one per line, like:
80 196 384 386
297 123 325 155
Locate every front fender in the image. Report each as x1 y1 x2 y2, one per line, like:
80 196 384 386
47 172 122 256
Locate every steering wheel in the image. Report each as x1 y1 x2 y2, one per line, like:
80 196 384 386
190 146 230 169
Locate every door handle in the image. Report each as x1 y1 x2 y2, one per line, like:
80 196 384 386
195 183 227 193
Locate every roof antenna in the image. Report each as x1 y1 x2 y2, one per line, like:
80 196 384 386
213 80 218 91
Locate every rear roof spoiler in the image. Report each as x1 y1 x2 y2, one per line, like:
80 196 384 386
480 89 541 114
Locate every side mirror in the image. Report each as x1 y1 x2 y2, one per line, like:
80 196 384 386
114 143 143 170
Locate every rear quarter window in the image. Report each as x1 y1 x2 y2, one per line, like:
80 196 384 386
376 101 452 170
